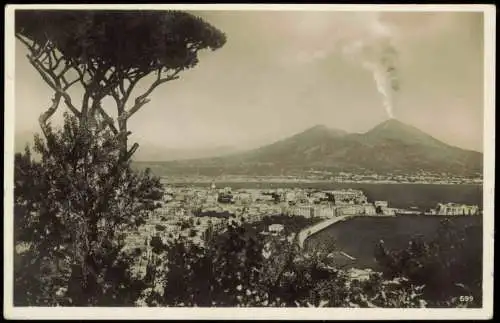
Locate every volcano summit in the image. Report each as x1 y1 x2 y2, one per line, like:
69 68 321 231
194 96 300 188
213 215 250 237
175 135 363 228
136 119 483 177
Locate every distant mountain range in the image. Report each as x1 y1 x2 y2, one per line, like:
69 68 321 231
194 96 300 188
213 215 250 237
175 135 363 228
16 119 483 177
132 144 240 162
14 130 239 162
135 119 483 177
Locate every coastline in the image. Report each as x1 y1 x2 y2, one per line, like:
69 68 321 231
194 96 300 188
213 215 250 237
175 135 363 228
297 214 401 249
297 215 356 248
161 178 483 186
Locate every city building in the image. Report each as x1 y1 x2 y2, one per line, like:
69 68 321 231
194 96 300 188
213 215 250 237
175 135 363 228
329 189 367 205
314 205 336 218
269 224 284 235
337 205 364 216
363 205 377 215
234 192 252 205
217 192 233 204
435 203 480 216
285 191 296 202
174 207 185 217
289 205 314 218
163 194 173 202
374 201 389 208
311 192 328 201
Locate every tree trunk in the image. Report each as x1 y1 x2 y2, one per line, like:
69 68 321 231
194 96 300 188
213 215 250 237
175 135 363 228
118 118 128 159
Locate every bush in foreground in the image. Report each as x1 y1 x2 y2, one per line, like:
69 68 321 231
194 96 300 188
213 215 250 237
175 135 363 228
375 218 482 307
14 114 163 306
136 222 427 308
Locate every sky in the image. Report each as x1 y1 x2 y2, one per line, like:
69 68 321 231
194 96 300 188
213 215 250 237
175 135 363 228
14 10 485 152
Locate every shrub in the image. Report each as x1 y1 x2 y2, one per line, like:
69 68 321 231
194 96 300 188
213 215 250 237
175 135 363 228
13 114 163 306
139 221 427 308
374 218 482 307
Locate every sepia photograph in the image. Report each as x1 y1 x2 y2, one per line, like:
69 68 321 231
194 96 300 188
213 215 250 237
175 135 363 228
4 4 495 320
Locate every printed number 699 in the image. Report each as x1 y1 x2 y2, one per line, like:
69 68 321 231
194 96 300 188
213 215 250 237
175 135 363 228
459 296 474 302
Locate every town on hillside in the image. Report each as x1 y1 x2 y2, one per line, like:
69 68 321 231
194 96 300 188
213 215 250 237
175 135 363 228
123 181 481 264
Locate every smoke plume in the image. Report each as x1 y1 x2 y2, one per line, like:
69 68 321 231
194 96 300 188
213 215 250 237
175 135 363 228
362 61 394 119
364 18 400 119
362 39 400 119
289 12 401 119
339 13 401 119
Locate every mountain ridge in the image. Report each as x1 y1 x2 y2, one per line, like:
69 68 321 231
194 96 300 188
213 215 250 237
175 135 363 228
141 119 482 177
15 120 483 177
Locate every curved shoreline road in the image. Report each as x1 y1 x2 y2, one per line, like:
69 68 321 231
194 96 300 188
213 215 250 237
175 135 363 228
297 215 357 248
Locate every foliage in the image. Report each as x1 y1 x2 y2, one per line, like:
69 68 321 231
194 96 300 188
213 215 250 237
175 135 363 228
16 10 226 71
255 237 426 308
13 114 164 306
374 218 482 307
134 221 427 308
138 221 266 307
14 124 479 308
16 10 227 160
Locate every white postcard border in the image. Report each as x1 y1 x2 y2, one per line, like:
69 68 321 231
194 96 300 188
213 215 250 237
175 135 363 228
3 4 495 320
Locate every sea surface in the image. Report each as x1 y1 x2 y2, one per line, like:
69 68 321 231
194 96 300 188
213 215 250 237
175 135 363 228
304 215 482 270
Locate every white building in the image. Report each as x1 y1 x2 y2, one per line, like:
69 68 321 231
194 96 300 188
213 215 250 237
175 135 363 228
435 203 480 216
364 205 377 215
314 205 336 218
285 191 296 202
374 201 389 208
174 207 186 217
337 205 364 216
234 192 253 205
330 189 367 205
164 186 175 194
269 224 284 235
311 192 328 201
289 205 314 218
206 191 218 204
163 194 174 202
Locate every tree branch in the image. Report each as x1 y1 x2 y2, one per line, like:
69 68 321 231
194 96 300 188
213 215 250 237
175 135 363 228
97 105 118 134
72 65 88 87
113 73 143 116
32 39 51 61
50 49 65 72
40 49 52 66
28 55 82 118
122 75 142 105
81 91 91 120
15 34 35 51
57 63 74 79
120 67 182 122
63 77 80 91
118 75 126 97
126 143 140 161
110 88 121 108
38 93 62 138
88 70 122 119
